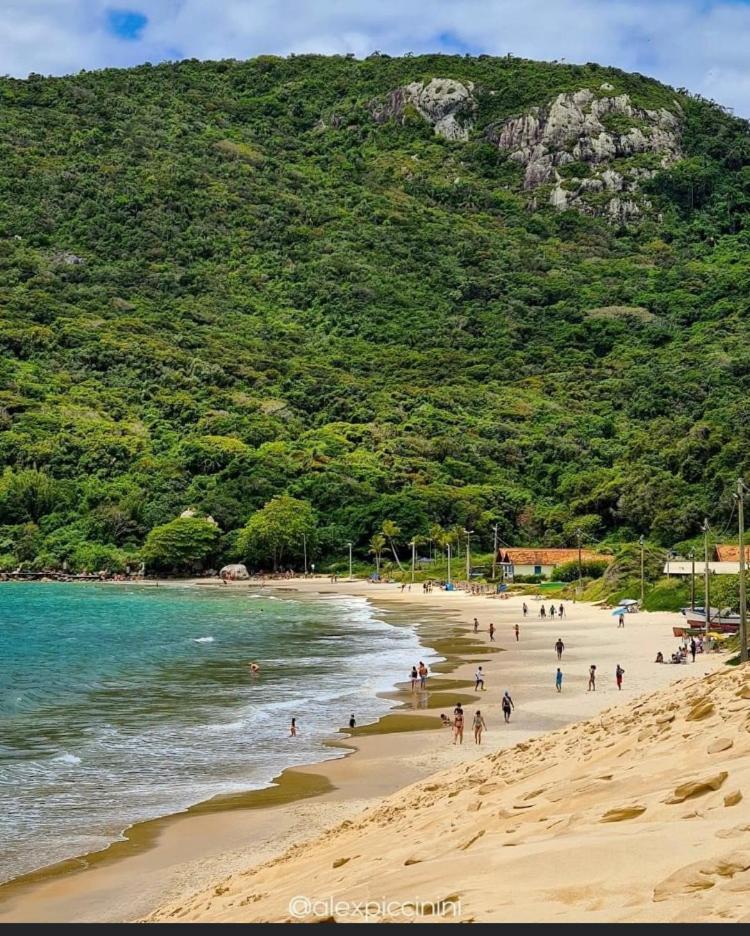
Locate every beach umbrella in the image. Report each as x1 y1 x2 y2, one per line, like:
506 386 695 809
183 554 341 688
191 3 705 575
620 599 639 606
611 607 627 616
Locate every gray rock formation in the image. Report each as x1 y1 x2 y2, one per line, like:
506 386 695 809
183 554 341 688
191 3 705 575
487 88 681 218
370 78 476 140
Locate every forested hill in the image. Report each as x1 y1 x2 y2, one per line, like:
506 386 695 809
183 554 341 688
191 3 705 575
2 53 750 572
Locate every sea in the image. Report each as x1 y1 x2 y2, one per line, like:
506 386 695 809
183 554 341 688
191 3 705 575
0 583 436 884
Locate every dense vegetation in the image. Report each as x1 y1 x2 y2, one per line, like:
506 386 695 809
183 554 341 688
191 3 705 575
2 53 750 572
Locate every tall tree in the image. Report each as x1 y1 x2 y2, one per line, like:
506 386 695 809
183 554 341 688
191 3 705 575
369 533 386 575
238 496 316 571
381 519 404 571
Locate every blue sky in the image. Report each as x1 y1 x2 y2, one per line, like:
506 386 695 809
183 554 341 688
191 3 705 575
2 1 750 115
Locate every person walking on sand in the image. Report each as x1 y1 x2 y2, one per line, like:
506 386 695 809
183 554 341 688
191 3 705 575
616 664 624 690
550 604 556 618
539 605 546 619
559 603 564 618
690 637 697 662
419 661 429 689
473 617 479 634
473 710 487 744
618 612 625 629
489 621 496 642
555 637 565 660
290 717 298 737
588 664 597 691
502 691 514 723
475 666 485 691
452 704 465 744
514 623 520 642
555 667 563 693
522 602 528 618
410 665 419 692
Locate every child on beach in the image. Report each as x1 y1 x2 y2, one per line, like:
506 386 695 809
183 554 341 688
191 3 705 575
489 622 496 642
588 665 597 691
522 602 528 618
475 666 485 691
514 623 520 641
440 713 453 728
473 710 487 744
616 664 624 690
555 668 563 692
473 617 479 634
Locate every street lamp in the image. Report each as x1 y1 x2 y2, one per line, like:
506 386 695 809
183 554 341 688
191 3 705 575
347 542 353 581
688 550 695 611
302 532 308 576
576 528 583 594
410 539 416 585
447 542 452 587
463 529 474 582
639 535 645 605
491 523 499 581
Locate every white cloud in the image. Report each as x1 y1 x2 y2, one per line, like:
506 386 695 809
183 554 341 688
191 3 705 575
1 1 750 115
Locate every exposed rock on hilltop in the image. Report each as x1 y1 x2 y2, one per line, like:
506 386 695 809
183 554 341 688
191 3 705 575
370 77 476 140
486 87 682 219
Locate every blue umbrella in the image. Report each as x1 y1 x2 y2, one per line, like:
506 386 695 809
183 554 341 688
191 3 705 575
611 607 627 616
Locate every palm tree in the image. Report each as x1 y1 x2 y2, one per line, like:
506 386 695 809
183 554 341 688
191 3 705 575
369 533 386 575
428 523 443 562
381 520 404 571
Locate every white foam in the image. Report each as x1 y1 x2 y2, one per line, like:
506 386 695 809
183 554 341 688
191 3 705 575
52 752 82 766
192 636 215 643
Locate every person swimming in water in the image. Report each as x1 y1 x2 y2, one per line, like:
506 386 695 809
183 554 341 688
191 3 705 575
290 717 297 736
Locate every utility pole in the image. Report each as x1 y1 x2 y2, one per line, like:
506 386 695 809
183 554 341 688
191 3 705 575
688 551 695 611
576 528 583 595
410 539 416 585
447 543 452 586
639 535 645 606
701 519 710 633
347 542 353 581
738 480 748 663
492 524 499 581
464 529 473 583
302 532 308 576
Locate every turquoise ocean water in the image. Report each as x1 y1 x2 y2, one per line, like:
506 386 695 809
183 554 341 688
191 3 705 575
0 583 435 883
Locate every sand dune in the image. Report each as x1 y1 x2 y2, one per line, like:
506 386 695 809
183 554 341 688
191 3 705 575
148 663 750 924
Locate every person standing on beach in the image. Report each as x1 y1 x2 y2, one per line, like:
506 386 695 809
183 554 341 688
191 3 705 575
453 704 465 744
616 664 624 690
475 666 485 691
489 622 496 642
588 665 597 691
555 638 564 660
502 691 514 723
523 602 528 618
550 604 556 618
419 661 429 689
618 612 625 628
473 710 487 744
540 605 546 619
559 603 564 618
473 617 479 634
555 668 563 692
690 637 697 662
514 623 520 642
290 718 297 736
410 665 419 692
349 715 356 729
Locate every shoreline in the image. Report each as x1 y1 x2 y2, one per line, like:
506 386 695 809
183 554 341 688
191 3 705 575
0 580 727 922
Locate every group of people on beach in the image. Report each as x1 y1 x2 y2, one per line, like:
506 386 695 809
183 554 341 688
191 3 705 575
537 603 565 619
410 661 430 691
441 690 515 745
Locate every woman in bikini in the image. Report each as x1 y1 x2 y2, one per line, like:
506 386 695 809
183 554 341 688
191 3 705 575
473 710 487 744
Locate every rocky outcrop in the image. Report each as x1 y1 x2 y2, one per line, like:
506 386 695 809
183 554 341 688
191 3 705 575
370 78 476 141
487 87 682 218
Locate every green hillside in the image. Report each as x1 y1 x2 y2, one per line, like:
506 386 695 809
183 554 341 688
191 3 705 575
1 53 750 572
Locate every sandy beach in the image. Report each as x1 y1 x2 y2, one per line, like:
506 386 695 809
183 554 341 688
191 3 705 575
0 580 730 922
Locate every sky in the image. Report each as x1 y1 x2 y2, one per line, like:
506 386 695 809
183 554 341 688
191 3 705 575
2 1 750 115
